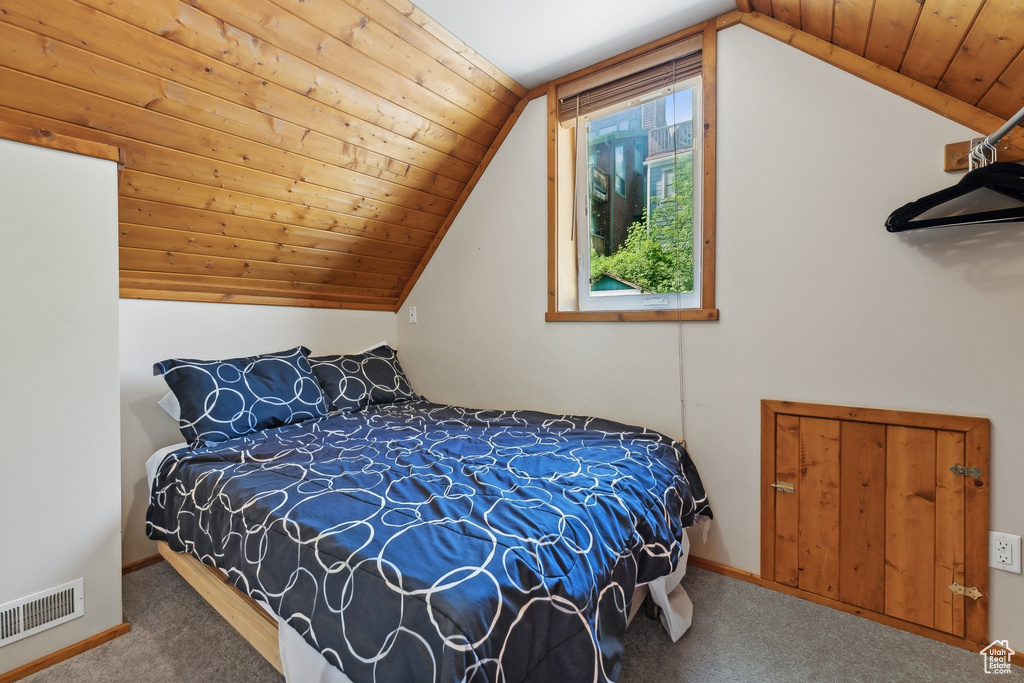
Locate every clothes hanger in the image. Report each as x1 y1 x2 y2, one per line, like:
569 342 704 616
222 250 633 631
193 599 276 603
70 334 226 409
886 105 1024 233
884 161 1024 232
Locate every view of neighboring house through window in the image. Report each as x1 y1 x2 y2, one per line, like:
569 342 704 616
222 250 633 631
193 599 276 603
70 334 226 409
576 75 701 311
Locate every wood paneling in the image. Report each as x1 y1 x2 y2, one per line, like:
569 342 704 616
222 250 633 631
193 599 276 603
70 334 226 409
832 0 875 55
963 419 990 644
0 121 121 163
761 401 989 644
797 417 841 599
742 2 1024 140
980 50 1024 119
774 414 801 586
801 0 835 43
700 23 719 313
838 421 885 614
864 0 924 72
0 0 525 309
4 0 1023 309
885 425 937 627
938 2 1024 105
899 0 984 88
771 0 802 30
934 429 966 637
738 12 1024 169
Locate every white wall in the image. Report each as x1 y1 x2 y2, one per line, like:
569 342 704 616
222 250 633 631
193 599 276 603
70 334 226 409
0 140 121 673
690 26 1023 647
396 102 687 438
119 300 397 564
399 25 1024 649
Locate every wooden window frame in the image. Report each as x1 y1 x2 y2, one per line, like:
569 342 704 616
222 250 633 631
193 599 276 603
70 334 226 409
545 22 719 323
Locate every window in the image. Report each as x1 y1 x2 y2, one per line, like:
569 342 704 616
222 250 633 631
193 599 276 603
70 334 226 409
578 77 700 311
613 145 626 196
547 27 718 322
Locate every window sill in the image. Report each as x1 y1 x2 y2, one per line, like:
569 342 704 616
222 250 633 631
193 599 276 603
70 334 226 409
545 308 719 322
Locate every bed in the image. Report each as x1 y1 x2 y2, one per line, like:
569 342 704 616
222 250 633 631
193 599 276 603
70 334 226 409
146 345 712 683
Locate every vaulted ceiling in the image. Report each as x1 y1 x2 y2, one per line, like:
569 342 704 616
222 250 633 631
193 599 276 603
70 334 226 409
0 0 1022 310
0 0 525 310
744 0 1024 121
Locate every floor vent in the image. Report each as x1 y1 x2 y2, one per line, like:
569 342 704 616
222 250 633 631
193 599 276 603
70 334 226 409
0 579 84 647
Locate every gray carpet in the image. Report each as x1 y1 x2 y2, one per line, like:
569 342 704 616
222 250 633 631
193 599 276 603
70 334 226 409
619 567 1009 682
20 561 1014 682
22 561 281 683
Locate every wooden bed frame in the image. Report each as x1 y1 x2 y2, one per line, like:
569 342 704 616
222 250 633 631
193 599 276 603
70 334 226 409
157 541 282 673
158 541 652 677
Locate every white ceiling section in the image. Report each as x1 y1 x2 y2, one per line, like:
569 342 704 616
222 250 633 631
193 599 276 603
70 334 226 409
412 0 737 89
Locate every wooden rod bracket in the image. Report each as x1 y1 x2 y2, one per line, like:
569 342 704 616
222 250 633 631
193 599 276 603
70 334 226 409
944 133 1024 172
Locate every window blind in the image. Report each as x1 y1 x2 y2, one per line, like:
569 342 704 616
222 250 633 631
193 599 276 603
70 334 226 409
557 51 702 124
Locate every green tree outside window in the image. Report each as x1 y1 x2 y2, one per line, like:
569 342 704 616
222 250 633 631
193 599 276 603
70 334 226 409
590 153 694 294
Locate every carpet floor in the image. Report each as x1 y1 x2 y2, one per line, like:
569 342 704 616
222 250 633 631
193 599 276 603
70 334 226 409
19 561 1015 682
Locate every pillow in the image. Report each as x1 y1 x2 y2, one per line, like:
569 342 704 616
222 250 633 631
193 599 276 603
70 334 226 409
153 346 328 447
158 390 180 421
310 345 418 412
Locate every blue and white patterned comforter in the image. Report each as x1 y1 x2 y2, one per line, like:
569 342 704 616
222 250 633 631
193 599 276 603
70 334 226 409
147 401 712 683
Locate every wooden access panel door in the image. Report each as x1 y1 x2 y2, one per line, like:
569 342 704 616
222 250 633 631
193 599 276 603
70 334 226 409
761 401 989 645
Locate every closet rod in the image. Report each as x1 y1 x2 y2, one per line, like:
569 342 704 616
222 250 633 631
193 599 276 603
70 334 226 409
981 103 1024 148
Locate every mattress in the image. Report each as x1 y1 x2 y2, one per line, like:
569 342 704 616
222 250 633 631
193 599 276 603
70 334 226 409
147 400 712 682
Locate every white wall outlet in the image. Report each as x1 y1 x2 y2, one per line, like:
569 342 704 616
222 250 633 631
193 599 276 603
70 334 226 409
408 306 417 324
990 531 1022 573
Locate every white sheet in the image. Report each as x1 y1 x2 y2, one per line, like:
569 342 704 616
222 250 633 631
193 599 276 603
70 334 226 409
643 515 712 641
276 612 354 683
146 442 187 493
645 520 693 641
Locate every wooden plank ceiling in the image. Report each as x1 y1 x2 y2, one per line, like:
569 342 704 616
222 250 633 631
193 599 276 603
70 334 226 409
745 0 1024 122
0 0 525 309
1 0 1022 310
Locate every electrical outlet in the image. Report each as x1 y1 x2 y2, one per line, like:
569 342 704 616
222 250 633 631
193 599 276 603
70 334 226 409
990 531 1022 573
408 306 417 324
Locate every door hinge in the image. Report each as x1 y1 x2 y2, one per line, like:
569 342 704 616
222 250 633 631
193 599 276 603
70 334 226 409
949 464 984 479
949 583 983 600
771 481 795 494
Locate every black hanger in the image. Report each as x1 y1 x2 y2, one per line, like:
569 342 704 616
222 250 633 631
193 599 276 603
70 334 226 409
885 161 1024 232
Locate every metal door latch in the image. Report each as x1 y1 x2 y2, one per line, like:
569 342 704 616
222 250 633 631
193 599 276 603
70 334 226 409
949 464 984 479
949 583 983 600
771 481 795 494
